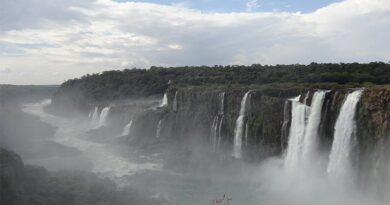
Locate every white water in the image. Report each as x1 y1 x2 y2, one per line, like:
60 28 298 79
327 90 363 185
160 93 168 107
91 107 100 126
122 120 133 136
302 91 327 166
284 95 307 171
98 106 111 127
156 119 162 138
22 100 162 186
285 91 326 171
281 100 290 151
210 92 226 152
233 91 251 159
210 116 219 152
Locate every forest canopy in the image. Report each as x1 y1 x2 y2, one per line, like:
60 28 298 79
57 62 390 101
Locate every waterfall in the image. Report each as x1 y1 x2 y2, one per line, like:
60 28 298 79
217 115 224 152
284 95 307 170
91 107 100 126
327 90 363 184
284 91 326 171
88 111 92 118
233 91 251 159
122 120 133 136
210 116 219 152
281 100 291 151
98 106 111 127
160 93 168 107
301 91 327 166
209 92 226 152
173 91 178 112
156 120 162 138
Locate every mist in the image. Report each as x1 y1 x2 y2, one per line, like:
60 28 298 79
2 85 390 205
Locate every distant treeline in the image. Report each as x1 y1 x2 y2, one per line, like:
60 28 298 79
0 85 59 105
58 62 390 101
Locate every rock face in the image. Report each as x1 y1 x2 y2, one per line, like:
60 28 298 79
0 148 25 205
49 83 390 166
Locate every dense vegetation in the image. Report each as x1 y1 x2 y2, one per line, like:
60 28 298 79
57 62 390 102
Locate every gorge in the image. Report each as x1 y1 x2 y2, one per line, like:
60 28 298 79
3 63 390 205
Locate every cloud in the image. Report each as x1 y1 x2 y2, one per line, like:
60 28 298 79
0 0 389 84
246 0 260 12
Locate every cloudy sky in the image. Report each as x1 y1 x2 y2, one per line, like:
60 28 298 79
0 0 389 84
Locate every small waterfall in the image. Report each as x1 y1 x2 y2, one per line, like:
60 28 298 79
91 107 100 126
88 111 92 118
156 120 162 138
301 91 327 166
281 100 291 151
98 106 111 127
209 92 226 152
233 91 251 159
217 115 224 151
122 120 133 136
284 91 326 170
173 91 178 112
327 90 363 184
160 93 168 107
210 116 219 152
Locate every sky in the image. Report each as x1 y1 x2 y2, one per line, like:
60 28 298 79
0 0 389 84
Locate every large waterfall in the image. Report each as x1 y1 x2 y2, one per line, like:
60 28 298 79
98 106 111 127
233 91 251 159
301 91 327 166
284 91 326 170
284 95 307 170
327 90 363 184
122 120 133 136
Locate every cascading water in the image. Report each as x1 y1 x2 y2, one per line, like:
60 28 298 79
156 119 162 138
160 93 168 107
88 111 92 118
91 107 100 126
209 92 225 152
327 89 363 184
281 100 291 151
233 91 251 159
122 120 133 136
284 91 326 171
98 106 111 127
210 116 219 152
284 95 307 171
301 91 327 166
217 115 224 151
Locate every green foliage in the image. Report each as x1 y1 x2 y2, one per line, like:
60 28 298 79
57 62 390 101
